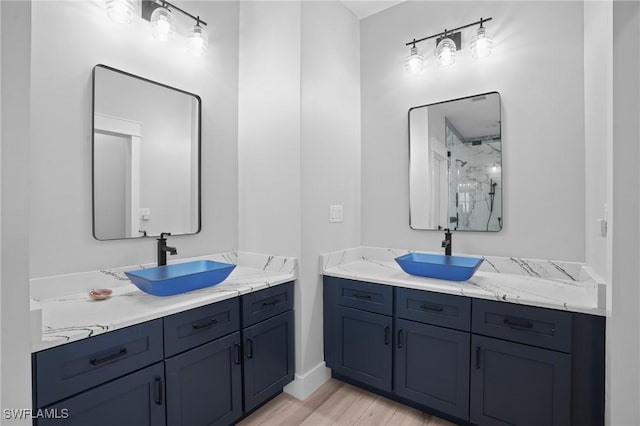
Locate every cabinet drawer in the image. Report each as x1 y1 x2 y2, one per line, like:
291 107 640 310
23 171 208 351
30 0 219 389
164 297 240 357
333 278 393 316
472 299 572 353
242 282 294 327
396 287 471 331
34 319 163 407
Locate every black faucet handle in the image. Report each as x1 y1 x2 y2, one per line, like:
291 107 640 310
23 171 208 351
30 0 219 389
159 232 172 240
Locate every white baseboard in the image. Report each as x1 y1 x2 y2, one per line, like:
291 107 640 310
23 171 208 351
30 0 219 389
284 362 331 400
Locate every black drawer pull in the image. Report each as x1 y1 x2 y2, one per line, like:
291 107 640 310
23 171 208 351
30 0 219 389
262 299 281 307
384 326 390 345
352 293 372 300
234 344 241 365
475 346 481 369
397 329 404 349
154 376 163 405
503 317 534 329
420 303 443 312
247 338 254 359
192 318 218 330
90 348 127 365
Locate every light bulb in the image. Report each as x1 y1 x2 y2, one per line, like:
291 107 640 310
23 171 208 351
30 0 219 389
187 24 209 56
151 6 175 42
471 26 493 59
404 46 424 74
106 0 135 24
435 36 456 67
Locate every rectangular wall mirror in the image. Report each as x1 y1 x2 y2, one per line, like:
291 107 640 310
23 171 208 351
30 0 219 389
92 64 201 240
409 92 502 231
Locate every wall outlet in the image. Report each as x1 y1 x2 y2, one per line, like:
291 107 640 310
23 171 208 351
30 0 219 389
140 207 151 220
329 205 343 223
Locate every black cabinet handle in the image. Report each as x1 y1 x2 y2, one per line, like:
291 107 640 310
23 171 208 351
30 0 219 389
247 338 254 358
420 303 443 312
192 318 218 330
352 293 372 300
503 317 533 329
397 329 404 349
262 299 281 307
384 326 390 345
154 376 163 405
90 348 127 365
475 346 481 369
234 344 241 365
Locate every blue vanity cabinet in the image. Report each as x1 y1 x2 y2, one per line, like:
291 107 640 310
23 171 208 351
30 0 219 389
38 362 165 426
165 332 243 426
163 299 243 426
324 277 394 392
394 288 471 420
470 298 605 426
241 282 295 413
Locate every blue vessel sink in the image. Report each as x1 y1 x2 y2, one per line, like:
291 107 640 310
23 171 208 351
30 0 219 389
395 253 484 281
125 260 236 296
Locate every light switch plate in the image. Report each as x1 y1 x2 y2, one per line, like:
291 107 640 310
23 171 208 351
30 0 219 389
329 205 343 223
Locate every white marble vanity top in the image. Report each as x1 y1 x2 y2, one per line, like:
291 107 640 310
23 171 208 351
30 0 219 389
30 252 297 353
321 247 606 316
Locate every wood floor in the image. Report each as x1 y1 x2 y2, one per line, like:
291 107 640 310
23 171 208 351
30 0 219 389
238 379 459 426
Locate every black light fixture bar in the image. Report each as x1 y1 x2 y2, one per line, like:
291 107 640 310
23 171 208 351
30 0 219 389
142 0 207 26
405 17 492 47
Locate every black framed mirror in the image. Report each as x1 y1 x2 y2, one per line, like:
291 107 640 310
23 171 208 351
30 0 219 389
92 64 201 240
409 92 502 231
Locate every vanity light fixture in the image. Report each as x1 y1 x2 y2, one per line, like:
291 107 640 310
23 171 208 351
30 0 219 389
141 0 208 56
435 30 457 67
187 20 208 57
404 17 493 72
471 18 493 59
150 3 176 42
106 0 135 24
404 39 425 74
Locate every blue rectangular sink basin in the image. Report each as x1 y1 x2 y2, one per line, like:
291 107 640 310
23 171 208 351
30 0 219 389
125 260 236 296
395 253 484 281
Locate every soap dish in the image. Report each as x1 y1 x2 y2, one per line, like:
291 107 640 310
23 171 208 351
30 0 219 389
88 288 113 301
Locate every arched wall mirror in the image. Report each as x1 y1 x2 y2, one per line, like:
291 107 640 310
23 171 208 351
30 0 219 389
409 92 502 231
92 64 201 240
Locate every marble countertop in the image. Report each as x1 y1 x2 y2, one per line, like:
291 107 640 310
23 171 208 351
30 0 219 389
321 247 605 316
30 252 297 353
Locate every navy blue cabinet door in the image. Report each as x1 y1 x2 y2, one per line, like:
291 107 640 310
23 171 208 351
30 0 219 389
38 362 165 426
243 310 295 412
165 331 243 426
333 305 393 392
470 335 571 426
394 319 470 420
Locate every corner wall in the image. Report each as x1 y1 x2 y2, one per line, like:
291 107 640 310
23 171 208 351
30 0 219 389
29 1 240 277
238 1 361 398
360 1 586 261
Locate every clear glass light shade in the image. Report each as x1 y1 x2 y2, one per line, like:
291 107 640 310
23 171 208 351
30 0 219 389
435 37 456 67
404 46 424 74
187 25 209 56
106 0 135 24
471 26 493 59
151 6 175 42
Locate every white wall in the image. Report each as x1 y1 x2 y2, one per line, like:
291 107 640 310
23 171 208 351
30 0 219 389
298 1 361 396
584 1 611 280
608 1 640 424
361 1 586 261
29 1 239 277
238 1 360 398
1 1 32 421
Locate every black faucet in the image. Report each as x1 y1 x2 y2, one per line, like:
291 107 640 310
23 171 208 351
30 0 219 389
442 229 452 256
157 232 177 266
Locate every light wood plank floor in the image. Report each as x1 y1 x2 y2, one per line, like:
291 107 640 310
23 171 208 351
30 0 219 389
238 379 459 426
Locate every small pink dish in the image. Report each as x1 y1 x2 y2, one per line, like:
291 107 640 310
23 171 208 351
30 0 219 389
88 288 113 301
